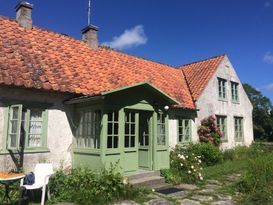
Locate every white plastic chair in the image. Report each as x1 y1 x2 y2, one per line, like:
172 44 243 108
20 163 54 205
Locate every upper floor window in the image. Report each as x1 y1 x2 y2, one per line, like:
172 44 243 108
157 113 166 145
6 105 47 150
231 82 239 102
178 119 191 143
234 117 244 142
218 78 227 100
216 115 227 142
75 109 101 149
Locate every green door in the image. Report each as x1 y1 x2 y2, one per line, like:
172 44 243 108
123 111 139 172
138 111 153 170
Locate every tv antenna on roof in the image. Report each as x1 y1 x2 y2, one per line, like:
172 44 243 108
88 0 91 25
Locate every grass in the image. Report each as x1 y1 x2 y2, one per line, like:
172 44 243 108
202 159 247 181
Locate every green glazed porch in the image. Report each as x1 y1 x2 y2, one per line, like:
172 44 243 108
69 82 177 174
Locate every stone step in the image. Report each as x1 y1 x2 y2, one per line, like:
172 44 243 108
145 182 173 191
127 170 160 181
129 175 165 187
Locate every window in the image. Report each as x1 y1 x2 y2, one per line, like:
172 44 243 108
7 105 47 150
124 112 136 148
178 119 191 143
157 113 166 145
234 117 243 142
218 78 227 100
231 82 239 102
216 115 227 141
107 112 119 148
75 109 101 149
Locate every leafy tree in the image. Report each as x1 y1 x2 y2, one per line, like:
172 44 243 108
243 83 273 141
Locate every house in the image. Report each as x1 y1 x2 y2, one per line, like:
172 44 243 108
179 56 254 149
0 2 253 173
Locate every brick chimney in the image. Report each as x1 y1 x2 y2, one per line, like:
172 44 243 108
15 2 33 29
82 25 99 50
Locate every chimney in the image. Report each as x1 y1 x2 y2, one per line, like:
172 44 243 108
15 2 33 29
82 25 99 50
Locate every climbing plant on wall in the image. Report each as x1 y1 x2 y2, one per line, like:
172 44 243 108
198 115 222 147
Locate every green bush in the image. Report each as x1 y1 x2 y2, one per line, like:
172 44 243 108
223 143 265 162
49 163 145 205
237 152 273 205
190 143 223 166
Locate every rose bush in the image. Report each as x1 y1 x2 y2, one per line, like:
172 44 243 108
198 115 222 147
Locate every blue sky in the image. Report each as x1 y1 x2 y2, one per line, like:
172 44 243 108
1 0 273 102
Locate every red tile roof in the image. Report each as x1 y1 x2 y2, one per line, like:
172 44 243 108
179 55 225 101
0 16 195 109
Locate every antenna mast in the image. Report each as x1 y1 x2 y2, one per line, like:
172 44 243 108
88 0 91 25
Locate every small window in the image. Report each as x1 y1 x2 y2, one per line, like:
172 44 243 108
124 112 136 148
234 117 243 142
218 78 227 100
178 119 191 143
157 113 166 145
107 112 119 148
216 115 227 141
7 105 47 150
75 109 101 149
231 82 239 102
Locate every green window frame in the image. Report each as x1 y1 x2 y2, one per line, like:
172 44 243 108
177 119 191 143
124 112 137 148
75 109 101 149
216 115 227 142
218 78 227 100
6 104 48 150
231 82 239 103
234 117 244 142
157 113 166 145
107 111 119 149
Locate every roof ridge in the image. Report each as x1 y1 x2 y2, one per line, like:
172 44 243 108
100 47 176 69
0 15 83 45
178 54 226 68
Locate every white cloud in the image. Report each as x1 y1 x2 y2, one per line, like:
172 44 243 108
265 83 273 91
102 25 147 50
264 52 273 64
265 1 271 7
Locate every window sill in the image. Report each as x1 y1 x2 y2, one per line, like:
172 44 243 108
218 98 228 102
73 148 101 155
0 147 50 155
232 101 240 104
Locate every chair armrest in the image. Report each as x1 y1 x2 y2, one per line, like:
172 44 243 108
43 173 54 185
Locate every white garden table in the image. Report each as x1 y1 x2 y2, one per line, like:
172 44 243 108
0 172 25 204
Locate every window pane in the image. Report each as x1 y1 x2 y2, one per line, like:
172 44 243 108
108 112 113 122
10 120 18 134
113 136 118 148
114 123 118 135
9 134 17 148
131 136 135 147
12 107 19 120
125 136 129 148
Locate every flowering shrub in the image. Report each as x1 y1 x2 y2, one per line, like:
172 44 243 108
198 115 222 147
168 145 204 183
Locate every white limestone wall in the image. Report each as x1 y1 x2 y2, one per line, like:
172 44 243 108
0 86 74 172
194 56 254 149
168 110 197 148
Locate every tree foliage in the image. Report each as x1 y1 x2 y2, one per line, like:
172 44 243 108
243 83 273 141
